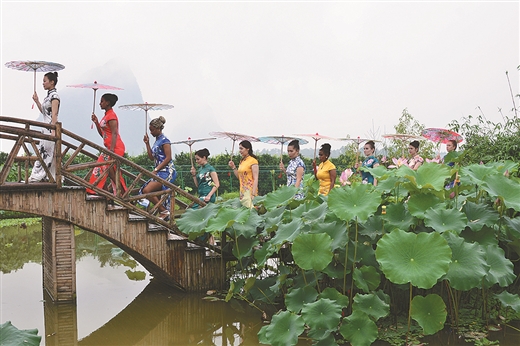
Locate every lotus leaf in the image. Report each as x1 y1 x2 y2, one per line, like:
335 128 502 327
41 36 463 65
263 185 298 210
310 220 348 251
292 233 333 271
383 203 415 231
352 292 390 321
403 162 452 191
353 266 381 293
442 232 488 290
285 286 319 313
312 333 339 346
287 199 321 219
375 229 452 289
463 201 499 232
293 270 323 289
359 215 384 240
374 175 404 194
263 310 305 346
443 151 460 164
264 206 285 232
322 259 349 278
270 218 304 246
231 235 259 260
503 216 520 239
411 294 447 335
480 174 520 212
302 298 342 340
366 165 390 180
407 193 443 219
483 244 516 288
0 321 41 346
319 287 349 308
459 164 496 186
424 207 468 234
176 203 220 237
125 270 146 281
254 241 278 267
248 276 278 303
206 206 251 234
339 311 378 346
231 209 264 238
460 225 498 246
494 291 520 313
328 184 381 222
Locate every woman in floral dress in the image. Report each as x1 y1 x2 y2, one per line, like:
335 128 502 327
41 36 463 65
279 139 306 199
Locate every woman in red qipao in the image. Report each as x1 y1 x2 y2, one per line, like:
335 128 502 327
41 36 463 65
87 93 127 195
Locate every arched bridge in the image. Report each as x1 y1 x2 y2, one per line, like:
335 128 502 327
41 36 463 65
0 116 225 301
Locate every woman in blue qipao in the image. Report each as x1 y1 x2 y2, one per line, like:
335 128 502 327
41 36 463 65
190 148 220 209
279 139 306 199
355 140 379 185
140 116 177 220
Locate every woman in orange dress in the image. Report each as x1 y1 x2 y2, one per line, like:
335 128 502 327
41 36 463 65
87 93 127 195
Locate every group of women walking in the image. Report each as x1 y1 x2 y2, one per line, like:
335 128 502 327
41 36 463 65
29 74 457 219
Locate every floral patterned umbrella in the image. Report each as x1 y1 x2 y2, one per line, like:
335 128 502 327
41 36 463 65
209 131 259 160
336 136 379 163
422 128 463 144
294 133 337 161
257 135 308 162
5 60 65 93
171 137 216 167
382 133 425 157
119 102 174 135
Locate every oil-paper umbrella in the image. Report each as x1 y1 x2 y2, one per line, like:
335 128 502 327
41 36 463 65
171 137 217 167
336 136 380 163
209 131 259 160
422 128 463 144
119 102 174 135
66 81 123 128
257 135 308 163
382 133 425 156
294 133 337 161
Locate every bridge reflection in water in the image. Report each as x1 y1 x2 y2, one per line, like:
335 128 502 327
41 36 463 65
44 280 263 346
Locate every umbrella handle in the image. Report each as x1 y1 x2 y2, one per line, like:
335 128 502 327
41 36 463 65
280 142 284 164
230 139 235 162
32 70 37 109
144 110 148 136
189 144 194 168
313 139 317 162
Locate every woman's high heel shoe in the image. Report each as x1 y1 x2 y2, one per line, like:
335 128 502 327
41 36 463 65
159 210 170 221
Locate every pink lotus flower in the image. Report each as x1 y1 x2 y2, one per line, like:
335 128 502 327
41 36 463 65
340 168 353 186
388 157 408 168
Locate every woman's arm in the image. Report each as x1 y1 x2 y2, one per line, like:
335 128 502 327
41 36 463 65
295 166 304 188
190 166 198 187
32 92 43 113
204 171 220 201
143 134 154 161
229 161 238 177
328 169 337 192
50 99 59 136
108 119 118 152
251 164 259 196
92 114 103 137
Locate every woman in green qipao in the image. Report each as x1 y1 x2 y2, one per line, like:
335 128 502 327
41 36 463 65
190 148 220 208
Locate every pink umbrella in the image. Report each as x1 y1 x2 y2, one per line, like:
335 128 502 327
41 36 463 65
209 131 259 160
67 81 123 128
422 128 463 144
258 135 308 162
119 102 174 135
171 137 216 167
294 133 337 161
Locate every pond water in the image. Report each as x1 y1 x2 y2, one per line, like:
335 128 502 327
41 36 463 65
1 222 518 345
0 222 263 345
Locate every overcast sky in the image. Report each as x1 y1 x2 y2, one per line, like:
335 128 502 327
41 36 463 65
1 1 519 156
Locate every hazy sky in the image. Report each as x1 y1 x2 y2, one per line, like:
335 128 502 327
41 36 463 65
1 1 519 155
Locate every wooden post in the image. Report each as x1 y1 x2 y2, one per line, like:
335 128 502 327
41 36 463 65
43 291 78 346
55 122 62 188
42 217 76 302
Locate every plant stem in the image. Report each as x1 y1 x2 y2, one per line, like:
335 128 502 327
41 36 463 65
506 71 518 119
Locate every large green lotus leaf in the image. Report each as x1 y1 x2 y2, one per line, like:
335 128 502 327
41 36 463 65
319 287 349 308
340 311 378 346
366 165 391 179
375 229 452 289
262 185 298 210
442 232 488 290
460 225 498 246
231 235 259 260
352 292 390 321
336 238 379 269
247 276 278 303
443 151 460 164
411 294 447 335
482 174 520 212
383 203 415 231
463 201 500 232
264 206 285 232
287 200 321 220
375 175 404 194
176 203 221 237
312 333 338 346
353 266 381 293
301 202 329 225
231 209 264 238
407 193 443 219
503 216 520 240
292 270 323 289
328 184 381 222
322 259 349 278
483 244 516 288
264 310 305 346
0 321 41 346
494 291 520 313
310 221 348 251
285 286 319 313
302 298 342 340
410 162 452 191
488 160 518 175
459 164 496 186
271 218 304 246
254 241 278 267
207 206 250 234
257 324 269 344
424 207 468 234
292 233 333 271
359 215 384 240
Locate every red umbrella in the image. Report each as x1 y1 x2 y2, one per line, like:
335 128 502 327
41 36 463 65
258 135 308 162
119 102 174 135
67 81 123 128
209 131 259 160
422 128 463 144
294 133 337 161
171 137 216 167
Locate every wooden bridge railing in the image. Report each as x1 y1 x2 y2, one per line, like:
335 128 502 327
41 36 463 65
0 116 206 233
